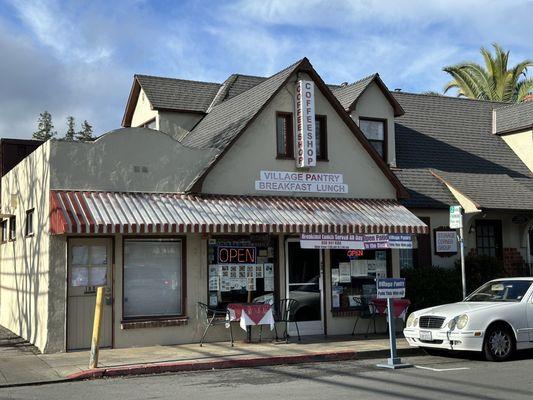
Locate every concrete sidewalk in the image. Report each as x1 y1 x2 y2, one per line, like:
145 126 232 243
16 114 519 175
0 326 421 387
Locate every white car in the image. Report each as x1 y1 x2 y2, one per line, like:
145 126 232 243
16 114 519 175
403 278 533 361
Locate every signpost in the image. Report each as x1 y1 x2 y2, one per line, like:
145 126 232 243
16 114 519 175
376 278 411 370
450 205 466 299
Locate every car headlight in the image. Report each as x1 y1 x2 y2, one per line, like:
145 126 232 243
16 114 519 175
456 314 469 329
448 314 469 330
406 313 418 327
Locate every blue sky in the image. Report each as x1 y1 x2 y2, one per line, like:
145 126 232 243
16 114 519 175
1 0 533 139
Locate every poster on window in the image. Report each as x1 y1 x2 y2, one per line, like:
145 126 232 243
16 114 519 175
246 277 256 291
209 276 219 291
90 246 107 265
264 276 274 292
71 266 89 287
72 246 89 266
331 268 339 284
264 263 274 277
89 266 107 286
339 262 351 283
255 264 264 278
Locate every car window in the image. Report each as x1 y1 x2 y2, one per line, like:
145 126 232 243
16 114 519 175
465 280 532 302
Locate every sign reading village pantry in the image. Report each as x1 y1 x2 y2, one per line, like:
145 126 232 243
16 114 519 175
255 171 348 194
295 80 316 168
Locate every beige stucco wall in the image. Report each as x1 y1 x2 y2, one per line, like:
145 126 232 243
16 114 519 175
202 75 397 199
501 130 533 173
350 82 397 167
0 142 61 353
49 128 217 193
158 111 203 141
130 88 157 127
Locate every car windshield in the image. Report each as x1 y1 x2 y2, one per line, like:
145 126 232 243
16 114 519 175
465 280 532 302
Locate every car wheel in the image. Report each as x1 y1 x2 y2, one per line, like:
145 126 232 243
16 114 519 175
483 325 515 362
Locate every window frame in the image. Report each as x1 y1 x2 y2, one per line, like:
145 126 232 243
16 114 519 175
359 117 388 163
122 236 187 322
475 220 503 259
315 114 328 161
142 118 156 129
8 216 16 241
25 209 34 237
275 112 294 159
0 220 7 243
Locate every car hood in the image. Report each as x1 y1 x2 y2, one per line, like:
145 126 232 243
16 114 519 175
416 302 515 318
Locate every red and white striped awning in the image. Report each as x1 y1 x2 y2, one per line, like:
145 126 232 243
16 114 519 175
50 191 428 235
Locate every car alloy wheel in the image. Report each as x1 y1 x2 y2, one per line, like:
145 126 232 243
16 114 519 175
484 326 515 361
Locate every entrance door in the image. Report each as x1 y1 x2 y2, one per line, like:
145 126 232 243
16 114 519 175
67 238 113 350
286 239 324 335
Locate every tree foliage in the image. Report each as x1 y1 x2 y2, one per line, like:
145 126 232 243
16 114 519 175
443 43 533 102
76 120 94 142
65 116 76 141
33 111 57 141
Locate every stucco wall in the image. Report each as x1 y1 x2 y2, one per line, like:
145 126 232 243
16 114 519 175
130 88 157 127
49 128 217 193
350 82 397 167
0 142 55 352
158 111 203 141
201 75 397 199
501 130 533 173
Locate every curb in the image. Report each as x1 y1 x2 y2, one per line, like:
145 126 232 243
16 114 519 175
67 347 424 382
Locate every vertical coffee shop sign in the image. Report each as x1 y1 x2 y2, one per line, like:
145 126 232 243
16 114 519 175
295 80 316 168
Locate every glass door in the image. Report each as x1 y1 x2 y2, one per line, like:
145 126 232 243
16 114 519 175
285 239 324 335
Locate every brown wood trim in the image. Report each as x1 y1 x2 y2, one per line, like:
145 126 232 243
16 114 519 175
121 317 189 330
346 74 405 117
275 112 294 159
121 78 141 127
359 117 388 164
316 114 328 161
121 236 187 321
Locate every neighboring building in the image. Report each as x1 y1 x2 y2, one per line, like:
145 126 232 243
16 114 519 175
1 58 427 353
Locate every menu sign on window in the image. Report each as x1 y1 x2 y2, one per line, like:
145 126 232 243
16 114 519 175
295 80 316 168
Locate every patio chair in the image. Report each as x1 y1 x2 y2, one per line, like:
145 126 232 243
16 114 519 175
197 302 233 347
351 296 377 337
273 298 301 343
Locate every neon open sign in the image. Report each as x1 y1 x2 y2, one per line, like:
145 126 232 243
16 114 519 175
347 249 364 257
217 246 257 264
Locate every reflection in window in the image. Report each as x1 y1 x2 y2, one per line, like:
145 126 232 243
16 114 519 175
359 118 386 160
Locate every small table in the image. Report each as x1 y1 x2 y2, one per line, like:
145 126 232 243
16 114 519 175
227 303 275 342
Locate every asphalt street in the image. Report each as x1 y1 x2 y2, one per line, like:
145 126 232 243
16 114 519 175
2 352 533 400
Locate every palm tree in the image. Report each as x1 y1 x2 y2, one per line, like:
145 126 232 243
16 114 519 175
443 43 533 102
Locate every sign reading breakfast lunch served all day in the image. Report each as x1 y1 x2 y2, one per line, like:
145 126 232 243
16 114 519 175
255 170 348 194
295 80 316 168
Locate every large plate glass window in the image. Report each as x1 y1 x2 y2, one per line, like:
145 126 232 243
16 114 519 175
123 239 183 318
330 249 389 310
359 118 386 161
208 235 277 309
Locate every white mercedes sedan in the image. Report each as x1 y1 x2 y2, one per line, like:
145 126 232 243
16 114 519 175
403 278 533 361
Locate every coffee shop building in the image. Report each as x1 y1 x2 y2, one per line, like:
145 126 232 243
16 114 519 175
1 58 430 353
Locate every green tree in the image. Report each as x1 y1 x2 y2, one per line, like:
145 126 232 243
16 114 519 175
443 43 533 103
65 116 76 141
33 111 57 141
76 120 94 142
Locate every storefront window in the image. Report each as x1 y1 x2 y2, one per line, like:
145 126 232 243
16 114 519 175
208 235 277 309
399 249 414 269
123 239 183 319
330 249 389 310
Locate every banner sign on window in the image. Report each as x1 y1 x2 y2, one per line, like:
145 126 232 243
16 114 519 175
300 233 415 250
295 80 316 168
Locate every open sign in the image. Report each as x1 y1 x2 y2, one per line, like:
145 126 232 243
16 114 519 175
347 249 364 257
217 246 256 264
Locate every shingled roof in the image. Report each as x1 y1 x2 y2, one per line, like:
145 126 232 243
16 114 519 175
493 101 533 134
394 92 533 210
332 74 405 116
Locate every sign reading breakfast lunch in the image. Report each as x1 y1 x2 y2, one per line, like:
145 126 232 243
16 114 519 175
295 80 316 168
255 171 348 194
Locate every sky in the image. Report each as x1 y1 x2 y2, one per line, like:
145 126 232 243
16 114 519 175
1 0 533 139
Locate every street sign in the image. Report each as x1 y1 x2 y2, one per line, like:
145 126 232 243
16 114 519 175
376 278 411 370
376 278 406 299
449 205 463 229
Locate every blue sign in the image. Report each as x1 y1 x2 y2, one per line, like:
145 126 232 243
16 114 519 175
376 278 406 299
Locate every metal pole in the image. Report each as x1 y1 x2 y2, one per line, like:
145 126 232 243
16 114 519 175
89 286 105 369
387 298 399 364
459 226 466 299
